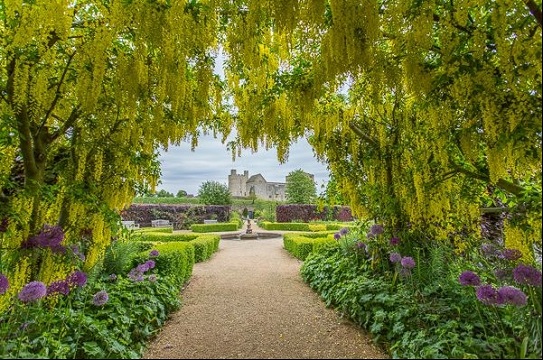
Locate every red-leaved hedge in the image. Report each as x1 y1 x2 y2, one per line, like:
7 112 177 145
276 204 353 223
121 204 230 230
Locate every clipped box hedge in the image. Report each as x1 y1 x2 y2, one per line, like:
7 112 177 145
283 233 338 260
132 232 199 242
134 242 195 286
190 222 239 233
132 232 220 270
324 223 355 231
260 222 333 232
190 234 221 262
259 222 310 231
134 227 173 234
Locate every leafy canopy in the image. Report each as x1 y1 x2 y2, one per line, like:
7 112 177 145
285 169 317 204
197 181 232 205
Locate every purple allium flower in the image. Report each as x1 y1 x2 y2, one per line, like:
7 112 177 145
356 241 366 249
67 270 87 287
499 248 523 261
128 268 144 282
400 256 416 269
476 284 499 305
494 269 510 281
46 280 70 296
459 271 481 286
333 233 341 240
339 227 349 236
389 237 400 246
92 290 109 306
389 252 402 263
369 224 384 236
148 274 157 282
149 249 159 257
18 281 47 303
481 243 498 258
22 225 66 253
497 286 527 306
145 260 156 269
109 274 117 281
513 264 542 287
136 263 150 273
0 273 9 295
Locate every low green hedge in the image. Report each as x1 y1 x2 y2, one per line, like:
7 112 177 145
132 232 199 242
190 222 239 233
259 222 310 231
323 223 355 231
190 234 221 262
134 227 173 234
131 233 220 274
283 233 338 260
134 242 195 286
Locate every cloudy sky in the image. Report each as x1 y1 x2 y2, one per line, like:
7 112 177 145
157 133 331 196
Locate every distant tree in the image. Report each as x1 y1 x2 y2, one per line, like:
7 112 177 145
156 189 174 197
248 186 257 204
318 174 345 206
197 181 232 205
285 169 317 204
176 190 188 198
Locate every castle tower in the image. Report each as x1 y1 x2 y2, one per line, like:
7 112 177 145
228 169 249 197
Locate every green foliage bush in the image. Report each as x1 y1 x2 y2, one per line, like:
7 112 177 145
260 221 310 231
131 232 219 270
299 227 543 359
0 268 181 359
135 227 174 234
190 222 238 233
132 232 198 242
132 242 195 286
190 235 221 262
101 240 154 275
283 233 337 260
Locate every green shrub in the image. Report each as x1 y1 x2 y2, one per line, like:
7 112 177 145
0 275 181 359
324 223 355 231
283 233 337 260
308 223 327 232
229 211 244 229
101 239 154 275
132 232 198 242
133 242 195 286
134 227 173 234
190 235 221 262
190 222 238 233
260 221 310 231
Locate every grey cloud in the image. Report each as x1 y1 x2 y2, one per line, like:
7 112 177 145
157 134 329 195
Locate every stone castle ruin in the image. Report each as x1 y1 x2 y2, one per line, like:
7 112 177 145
228 169 315 201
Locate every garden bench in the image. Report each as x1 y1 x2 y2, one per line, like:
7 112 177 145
121 220 140 229
203 219 218 224
151 219 171 227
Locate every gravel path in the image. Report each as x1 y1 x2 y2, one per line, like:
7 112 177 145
142 232 388 359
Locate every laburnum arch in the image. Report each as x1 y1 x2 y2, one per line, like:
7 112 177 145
0 0 541 309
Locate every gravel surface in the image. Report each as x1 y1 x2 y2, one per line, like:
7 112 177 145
142 230 388 359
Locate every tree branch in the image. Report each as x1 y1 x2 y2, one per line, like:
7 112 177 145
451 164 525 196
50 106 81 142
524 0 542 27
39 51 77 134
348 120 380 149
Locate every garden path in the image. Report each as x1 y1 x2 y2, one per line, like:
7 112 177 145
142 223 388 359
